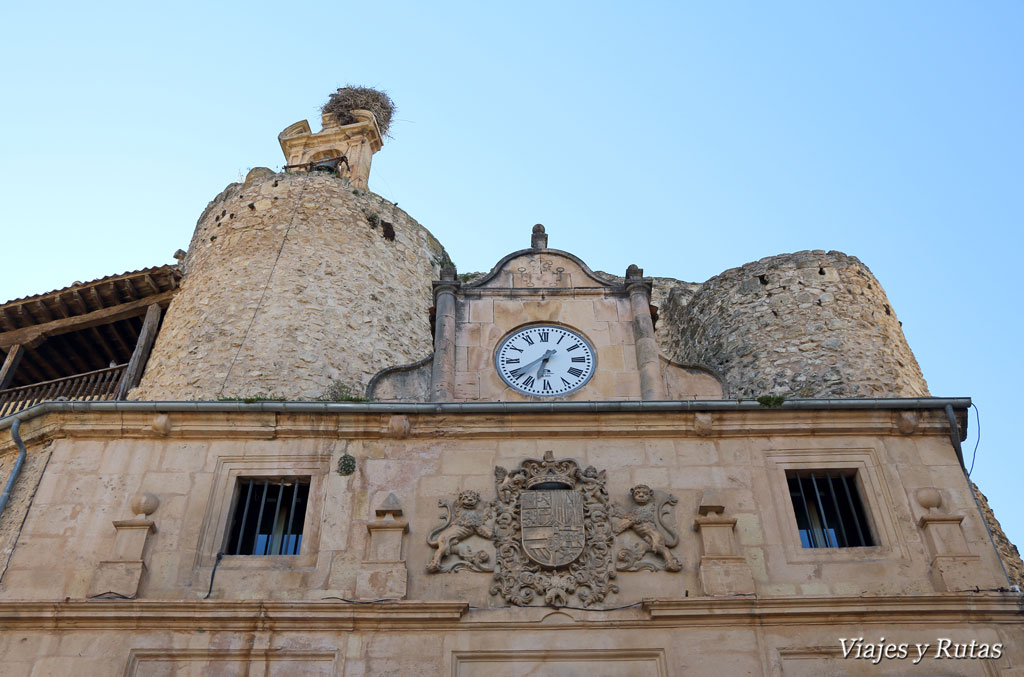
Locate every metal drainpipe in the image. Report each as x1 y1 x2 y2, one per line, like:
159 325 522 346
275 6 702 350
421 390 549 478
0 418 27 518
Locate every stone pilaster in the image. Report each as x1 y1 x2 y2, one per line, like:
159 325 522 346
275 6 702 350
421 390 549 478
430 266 460 402
88 520 156 598
88 492 159 599
355 493 410 600
626 265 667 400
914 488 1002 591
693 495 754 596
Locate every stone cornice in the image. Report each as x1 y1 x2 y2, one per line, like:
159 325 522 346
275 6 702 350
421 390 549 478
0 600 467 631
0 401 968 448
643 592 1024 626
0 593 1017 631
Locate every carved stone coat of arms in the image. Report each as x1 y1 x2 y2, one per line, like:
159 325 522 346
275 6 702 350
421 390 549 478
426 451 681 608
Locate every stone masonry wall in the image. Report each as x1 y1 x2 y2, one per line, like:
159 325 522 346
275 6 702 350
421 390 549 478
134 171 446 400
972 482 1024 589
0 443 52 581
659 250 929 399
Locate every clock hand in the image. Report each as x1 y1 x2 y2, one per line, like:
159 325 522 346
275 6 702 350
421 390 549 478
536 354 553 380
510 349 556 378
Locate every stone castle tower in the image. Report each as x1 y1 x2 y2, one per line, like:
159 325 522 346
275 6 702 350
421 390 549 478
135 90 928 404
134 105 447 400
658 250 928 399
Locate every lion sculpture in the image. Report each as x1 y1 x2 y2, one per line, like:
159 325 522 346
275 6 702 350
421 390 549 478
426 490 494 572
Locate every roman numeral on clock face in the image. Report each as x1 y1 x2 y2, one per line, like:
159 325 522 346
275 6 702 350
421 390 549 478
504 358 519 364
542 380 551 391
522 335 535 346
571 356 586 363
539 331 549 342
567 367 583 377
522 376 535 388
566 344 580 352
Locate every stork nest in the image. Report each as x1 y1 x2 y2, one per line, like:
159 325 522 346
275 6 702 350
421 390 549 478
321 86 395 137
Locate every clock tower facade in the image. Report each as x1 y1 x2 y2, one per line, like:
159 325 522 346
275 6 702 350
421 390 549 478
368 225 724 402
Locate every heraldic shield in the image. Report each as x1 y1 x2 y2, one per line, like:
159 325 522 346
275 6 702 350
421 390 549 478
520 490 585 567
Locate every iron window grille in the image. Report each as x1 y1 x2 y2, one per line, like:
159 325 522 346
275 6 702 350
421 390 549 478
225 477 310 556
787 471 873 548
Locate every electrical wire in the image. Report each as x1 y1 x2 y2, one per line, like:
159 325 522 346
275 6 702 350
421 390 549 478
217 180 310 398
467 601 645 612
968 402 981 476
204 552 224 599
87 591 135 600
318 597 646 612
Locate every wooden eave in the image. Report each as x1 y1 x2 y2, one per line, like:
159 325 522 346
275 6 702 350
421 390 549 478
0 265 181 386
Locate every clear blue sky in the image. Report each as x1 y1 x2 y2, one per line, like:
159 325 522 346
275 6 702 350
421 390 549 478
2 3 1022 550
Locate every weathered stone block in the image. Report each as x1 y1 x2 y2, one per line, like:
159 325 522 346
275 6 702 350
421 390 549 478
88 561 144 599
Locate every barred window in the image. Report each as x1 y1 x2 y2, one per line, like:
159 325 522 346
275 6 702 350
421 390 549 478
787 471 873 548
225 477 310 556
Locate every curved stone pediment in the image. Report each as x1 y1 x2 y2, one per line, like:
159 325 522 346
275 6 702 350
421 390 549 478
468 249 615 290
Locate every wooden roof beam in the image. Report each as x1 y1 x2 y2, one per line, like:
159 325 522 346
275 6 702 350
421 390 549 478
115 304 162 399
52 295 72 319
88 287 105 311
0 344 24 390
105 321 132 357
38 341 83 376
0 290 175 349
142 274 160 295
22 351 57 382
69 290 89 314
15 353 47 384
120 278 138 301
33 300 54 323
88 326 120 365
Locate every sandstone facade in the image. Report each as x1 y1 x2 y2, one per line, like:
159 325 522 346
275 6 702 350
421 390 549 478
134 171 446 401
0 404 1019 675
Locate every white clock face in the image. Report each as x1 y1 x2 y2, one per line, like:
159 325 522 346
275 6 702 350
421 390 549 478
495 325 596 396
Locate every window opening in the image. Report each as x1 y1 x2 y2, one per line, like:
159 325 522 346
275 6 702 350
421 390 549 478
226 477 310 555
787 471 872 548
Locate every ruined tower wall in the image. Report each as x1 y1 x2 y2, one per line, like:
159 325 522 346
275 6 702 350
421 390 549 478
658 250 929 399
134 171 445 400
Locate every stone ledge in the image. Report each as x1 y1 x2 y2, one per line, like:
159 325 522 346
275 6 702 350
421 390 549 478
644 591 1024 624
0 405 970 450
0 594 1020 631
0 600 468 630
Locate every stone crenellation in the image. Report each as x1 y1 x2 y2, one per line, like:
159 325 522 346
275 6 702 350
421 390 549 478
658 250 929 399
133 170 446 401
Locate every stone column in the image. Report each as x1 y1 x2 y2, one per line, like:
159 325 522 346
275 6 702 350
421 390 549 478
625 265 667 400
693 494 754 596
430 265 460 402
355 494 410 600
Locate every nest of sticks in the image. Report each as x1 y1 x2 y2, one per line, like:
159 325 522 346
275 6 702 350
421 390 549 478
321 86 395 137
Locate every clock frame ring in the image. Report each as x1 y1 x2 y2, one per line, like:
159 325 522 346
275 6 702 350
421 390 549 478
493 323 597 397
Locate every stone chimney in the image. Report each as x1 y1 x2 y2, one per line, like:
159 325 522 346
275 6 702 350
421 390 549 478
277 109 383 190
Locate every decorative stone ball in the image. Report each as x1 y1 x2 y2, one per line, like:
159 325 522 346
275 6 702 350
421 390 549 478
338 453 357 476
915 487 943 511
131 492 160 516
